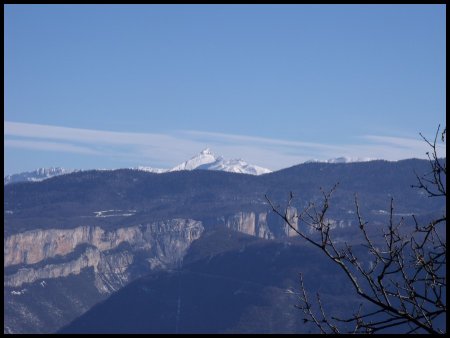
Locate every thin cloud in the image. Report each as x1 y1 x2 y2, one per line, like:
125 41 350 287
5 121 180 146
4 121 444 171
5 139 101 155
181 130 347 152
361 135 446 158
364 135 438 150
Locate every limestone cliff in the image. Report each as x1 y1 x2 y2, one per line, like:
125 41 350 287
4 210 303 334
224 209 299 239
5 209 303 293
4 219 203 292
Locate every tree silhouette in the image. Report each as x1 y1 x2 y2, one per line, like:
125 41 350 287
266 125 446 334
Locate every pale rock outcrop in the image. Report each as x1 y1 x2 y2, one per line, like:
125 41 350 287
284 207 299 237
5 247 102 288
4 226 142 267
225 211 275 239
256 213 274 239
4 209 305 292
4 219 203 291
226 212 256 236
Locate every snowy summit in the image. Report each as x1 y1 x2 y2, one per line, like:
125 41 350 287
136 148 272 175
169 148 272 175
4 167 78 185
171 148 217 171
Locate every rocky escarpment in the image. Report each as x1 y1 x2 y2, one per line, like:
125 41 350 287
4 219 204 334
4 219 203 292
4 210 351 334
4 209 302 291
224 208 299 239
4 209 353 293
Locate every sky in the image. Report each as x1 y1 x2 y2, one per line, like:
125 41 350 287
4 4 446 175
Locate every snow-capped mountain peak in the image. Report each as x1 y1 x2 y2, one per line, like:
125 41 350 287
167 149 272 175
136 166 167 174
170 148 218 172
205 158 272 175
4 167 78 185
134 148 272 175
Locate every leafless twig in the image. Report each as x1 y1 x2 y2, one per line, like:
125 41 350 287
266 126 446 334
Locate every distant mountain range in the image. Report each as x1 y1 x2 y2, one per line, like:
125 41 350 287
58 229 355 334
4 167 79 185
3 148 382 185
4 148 271 185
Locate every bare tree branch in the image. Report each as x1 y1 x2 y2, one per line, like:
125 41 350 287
267 126 446 334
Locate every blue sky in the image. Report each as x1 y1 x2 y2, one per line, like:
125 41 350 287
4 4 446 174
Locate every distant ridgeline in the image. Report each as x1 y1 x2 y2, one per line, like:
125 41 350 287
4 167 79 185
4 148 272 186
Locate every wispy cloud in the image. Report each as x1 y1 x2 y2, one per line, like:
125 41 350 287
180 130 346 151
5 139 101 155
4 121 445 171
364 135 436 150
4 121 203 166
5 121 182 146
359 135 446 159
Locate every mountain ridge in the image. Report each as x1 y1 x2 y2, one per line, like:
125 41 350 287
4 167 79 185
5 149 404 184
4 148 272 184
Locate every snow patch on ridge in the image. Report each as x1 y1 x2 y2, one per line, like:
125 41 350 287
305 156 377 164
4 167 79 185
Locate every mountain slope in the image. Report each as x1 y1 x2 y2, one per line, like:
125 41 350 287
4 159 444 237
59 229 360 334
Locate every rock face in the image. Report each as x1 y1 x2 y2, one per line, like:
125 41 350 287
224 210 299 239
5 212 298 291
4 219 204 334
5 209 307 334
4 220 203 291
